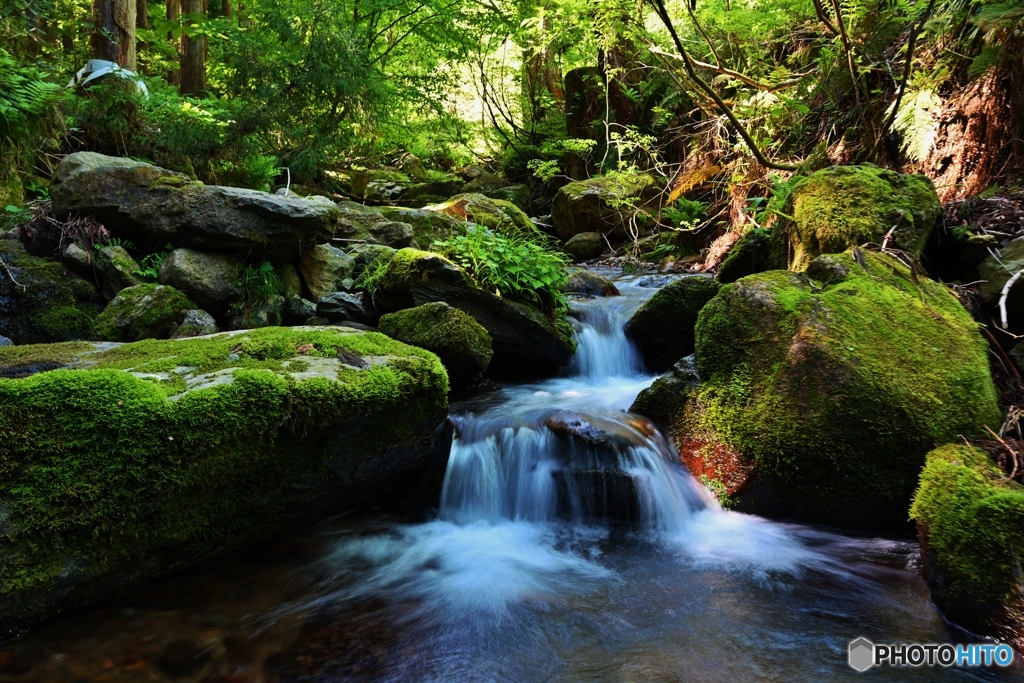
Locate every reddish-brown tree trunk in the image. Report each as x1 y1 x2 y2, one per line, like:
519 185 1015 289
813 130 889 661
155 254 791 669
179 0 206 93
166 0 180 85
92 0 137 70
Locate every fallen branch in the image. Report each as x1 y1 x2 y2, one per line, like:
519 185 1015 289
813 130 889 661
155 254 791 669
998 269 1024 330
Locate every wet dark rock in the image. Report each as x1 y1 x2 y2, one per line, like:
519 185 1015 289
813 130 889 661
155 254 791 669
624 276 719 372
564 269 619 298
158 638 211 677
285 296 318 325
317 291 371 324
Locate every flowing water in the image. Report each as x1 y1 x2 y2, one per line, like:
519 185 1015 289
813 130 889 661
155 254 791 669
3 273 1024 682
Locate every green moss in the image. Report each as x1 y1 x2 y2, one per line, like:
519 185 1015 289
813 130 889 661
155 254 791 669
93 284 193 342
0 326 448 602
689 250 1001 522
379 303 491 361
0 341 95 377
911 445 1024 603
0 246 98 344
785 165 940 270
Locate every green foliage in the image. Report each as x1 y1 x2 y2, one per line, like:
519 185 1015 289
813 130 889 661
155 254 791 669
433 225 570 313
133 247 173 282
0 48 61 154
891 89 942 162
235 260 284 304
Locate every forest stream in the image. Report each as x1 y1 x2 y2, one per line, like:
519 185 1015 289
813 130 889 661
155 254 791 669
2 272 1021 683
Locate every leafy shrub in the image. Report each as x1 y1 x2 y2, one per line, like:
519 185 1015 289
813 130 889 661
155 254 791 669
433 225 570 313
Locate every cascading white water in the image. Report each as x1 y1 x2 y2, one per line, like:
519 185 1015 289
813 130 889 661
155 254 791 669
439 277 712 533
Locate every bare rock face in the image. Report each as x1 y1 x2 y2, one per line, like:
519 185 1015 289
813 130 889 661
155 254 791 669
51 152 338 262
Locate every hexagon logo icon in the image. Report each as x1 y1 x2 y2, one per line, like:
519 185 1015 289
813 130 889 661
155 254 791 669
849 637 875 672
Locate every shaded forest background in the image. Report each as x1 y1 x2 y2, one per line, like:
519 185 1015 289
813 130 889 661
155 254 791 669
2 0 1023 259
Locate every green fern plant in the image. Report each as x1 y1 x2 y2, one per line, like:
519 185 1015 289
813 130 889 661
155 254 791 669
891 89 942 162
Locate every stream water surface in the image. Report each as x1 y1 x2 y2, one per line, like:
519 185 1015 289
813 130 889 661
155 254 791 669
2 273 1023 683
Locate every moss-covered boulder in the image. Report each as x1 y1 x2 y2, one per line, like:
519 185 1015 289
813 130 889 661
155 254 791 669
0 326 449 634
0 238 99 344
911 445 1024 649
379 302 493 389
427 193 535 234
783 165 940 271
624 276 719 372
94 284 193 342
157 248 244 316
371 248 574 373
631 250 1000 528
551 174 662 241
230 294 286 330
92 245 144 300
51 152 339 262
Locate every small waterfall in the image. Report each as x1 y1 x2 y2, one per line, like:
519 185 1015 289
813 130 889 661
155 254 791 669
569 296 644 380
440 276 711 532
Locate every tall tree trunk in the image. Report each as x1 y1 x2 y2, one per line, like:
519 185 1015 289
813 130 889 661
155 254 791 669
92 0 137 70
179 0 206 94
137 0 149 54
166 0 180 85
221 0 230 18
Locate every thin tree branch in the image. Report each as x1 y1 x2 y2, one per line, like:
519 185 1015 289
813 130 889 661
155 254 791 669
648 0 799 170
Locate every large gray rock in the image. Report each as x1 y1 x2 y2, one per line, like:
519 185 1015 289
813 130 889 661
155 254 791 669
317 291 370 324
51 153 338 262
93 245 144 300
335 201 414 248
372 249 574 372
377 207 466 250
157 248 243 315
170 309 218 338
0 335 12 347
299 244 355 301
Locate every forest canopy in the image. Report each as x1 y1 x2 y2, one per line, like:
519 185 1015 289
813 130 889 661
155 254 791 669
1 0 1022 223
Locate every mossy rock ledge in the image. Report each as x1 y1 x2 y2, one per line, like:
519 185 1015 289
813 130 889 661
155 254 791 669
911 445 1024 649
0 326 449 635
630 250 1000 528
